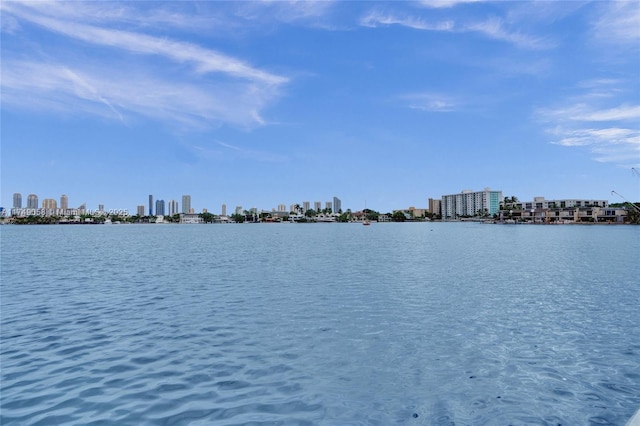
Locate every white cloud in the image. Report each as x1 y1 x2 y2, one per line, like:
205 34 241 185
592 1 640 46
401 93 459 112
419 0 483 9
0 1 288 128
360 11 454 31
539 81 640 166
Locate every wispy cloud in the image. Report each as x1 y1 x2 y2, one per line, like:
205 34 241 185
217 141 289 163
538 81 640 167
359 9 546 49
591 1 640 46
0 1 288 128
419 0 483 9
401 92 459 112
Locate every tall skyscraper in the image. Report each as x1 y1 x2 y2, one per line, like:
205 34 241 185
137 205 145 216
314 201 322 211
182 195 191 214
42 199 57 210
13 193 22 209
303 201 310 212
27 194 38 209
60 194 68 211
333 196 341 213
98 204 104 212
155 200 165 216
221 204 227 216
325 201 332 211
149 194 154 216
168 200 179 216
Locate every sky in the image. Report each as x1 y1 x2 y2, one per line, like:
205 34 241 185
1 0 639 214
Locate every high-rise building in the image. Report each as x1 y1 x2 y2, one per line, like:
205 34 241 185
13 193 22 209
98 204 104 212
221 204 227 216
27 194 38 209
155 200 165 216
428 198 441 216
277 204 286 212
314 201 322 211
325 201 332 211
42 199 57 210
333 196 341 213
182 195 191 214
137 205 145 216
60 194 68 211
303 201 310 212
148 194 153 216
235 206 243 215
441 188 502 219
168 200 179 216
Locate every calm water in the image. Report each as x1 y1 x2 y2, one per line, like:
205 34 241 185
1 222 639 425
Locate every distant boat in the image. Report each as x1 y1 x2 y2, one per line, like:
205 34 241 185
363 201 370 226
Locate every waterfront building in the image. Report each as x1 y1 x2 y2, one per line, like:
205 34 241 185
441 188 503 219
333 196 342 213
27 194 38 209
314 201 322 211
137 205 145 216
148 194 153 216
42 199 57 210
514 197 608 210
168 200 179 216
13 193 22 209
325 201 332 212
155 200 165 216
182 195 191 214
98 204 104 212
180 213 203 224
235 206 243 215
303 201 310 212
221 204 227 216
277 204 286 213
60 194 68 211
428 198 441 216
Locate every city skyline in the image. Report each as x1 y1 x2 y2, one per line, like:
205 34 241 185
1 1 639 213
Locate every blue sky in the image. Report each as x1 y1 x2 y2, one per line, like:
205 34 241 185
2 0 639 214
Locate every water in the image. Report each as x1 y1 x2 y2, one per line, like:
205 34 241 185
1 222 638 425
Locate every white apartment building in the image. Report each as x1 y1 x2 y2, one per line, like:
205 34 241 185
441 188 503 219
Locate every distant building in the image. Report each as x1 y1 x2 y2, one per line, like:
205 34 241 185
515 197 608 210
13 193 22 209
235 205 243 215
182 195 191 214
98 204 104 212
60 194 68 211
27 194 38 209
314 201 322 211
168 200 179 216
303 201 310 212
137 205 145 216
42 199 57 210
180 213 203 224
155 200 165 216
148 194 153 216
277 204 286 213
325 201 332 211
428 198 441 216
333 196 342 213
442 188 502 219
221 204 227 216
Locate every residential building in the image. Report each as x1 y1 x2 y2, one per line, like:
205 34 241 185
148 194 153 216
277 204 286 213
325 201 332 211
168 200 179 216
221 204 227 216
27 194 38 209
137 205 145 216
13 193 22 209
514 197 608 210
42 199 57 210
60 194 68 211
303 201 310 212
314 201 322 211
155 200 165 216
235 206 243 215
441 188 503 219
428 198 441 216
180 213 203 224
333 196 341 213
182 195 191 214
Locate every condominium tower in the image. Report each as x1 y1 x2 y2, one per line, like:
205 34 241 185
27 194 38 209
441 188 503 219
182 195 191 214
13 193 22 209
